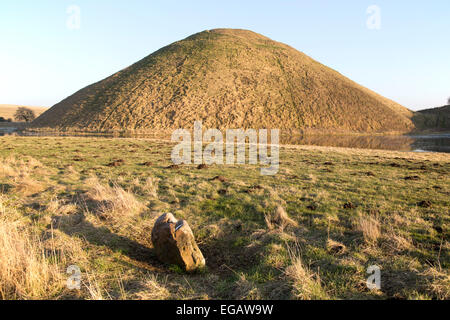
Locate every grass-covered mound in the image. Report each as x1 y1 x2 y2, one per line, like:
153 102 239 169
33 29 416 134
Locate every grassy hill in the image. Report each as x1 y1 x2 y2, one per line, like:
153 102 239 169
33 29 417 134
415 105 450 131
0 105 48 122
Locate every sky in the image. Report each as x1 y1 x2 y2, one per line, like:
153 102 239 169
0 0 449 111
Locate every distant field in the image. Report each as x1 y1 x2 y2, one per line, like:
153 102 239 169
0 104 48 121
0 136 448 300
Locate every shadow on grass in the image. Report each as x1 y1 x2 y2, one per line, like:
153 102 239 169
0 183 12 193
53 214 164 272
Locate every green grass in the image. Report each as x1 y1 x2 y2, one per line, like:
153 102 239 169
0 136 448 300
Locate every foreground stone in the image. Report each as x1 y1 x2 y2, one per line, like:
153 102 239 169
151 213 206 272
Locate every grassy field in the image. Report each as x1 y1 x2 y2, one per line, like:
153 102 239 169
0 105 48 121
0 136 448 300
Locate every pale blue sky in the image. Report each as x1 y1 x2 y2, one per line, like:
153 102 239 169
1 0 449 111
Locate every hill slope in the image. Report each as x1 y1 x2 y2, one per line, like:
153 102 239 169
1 105 48 121
415 105 450 131
33 29 416 133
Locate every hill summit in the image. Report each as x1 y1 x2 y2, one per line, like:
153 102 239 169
34 29 416 133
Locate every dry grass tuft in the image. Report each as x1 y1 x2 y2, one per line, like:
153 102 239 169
421 267 450 300
356 214 381 244
142 177 160 198
326 239 346 255
83 272 111 300
0 156 44 195
46 198 78 216
383 226 413 252
265 206 298 231
134 275 170 300
233 273 262 300
0 197 64 299
284 244 328 300
84 177 144 222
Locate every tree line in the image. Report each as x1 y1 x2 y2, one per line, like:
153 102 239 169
0 107 36 123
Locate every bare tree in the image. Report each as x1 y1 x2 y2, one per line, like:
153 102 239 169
14 107 36 123
447 97 450 105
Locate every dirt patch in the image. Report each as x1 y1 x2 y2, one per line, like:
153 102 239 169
210 176 227 183
404 176 420 181
25 202 46 211
343 202 356 210
390 163 402 168
245 185 264 194
107 159 125 167
417 200 432 208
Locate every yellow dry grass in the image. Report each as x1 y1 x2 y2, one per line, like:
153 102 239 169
422 267 450 300
284 243 329 300
84 177 144 223
133 275 170 300
265 206 298 231
356 214 381 244
0 196 64 299
0 156 44 195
